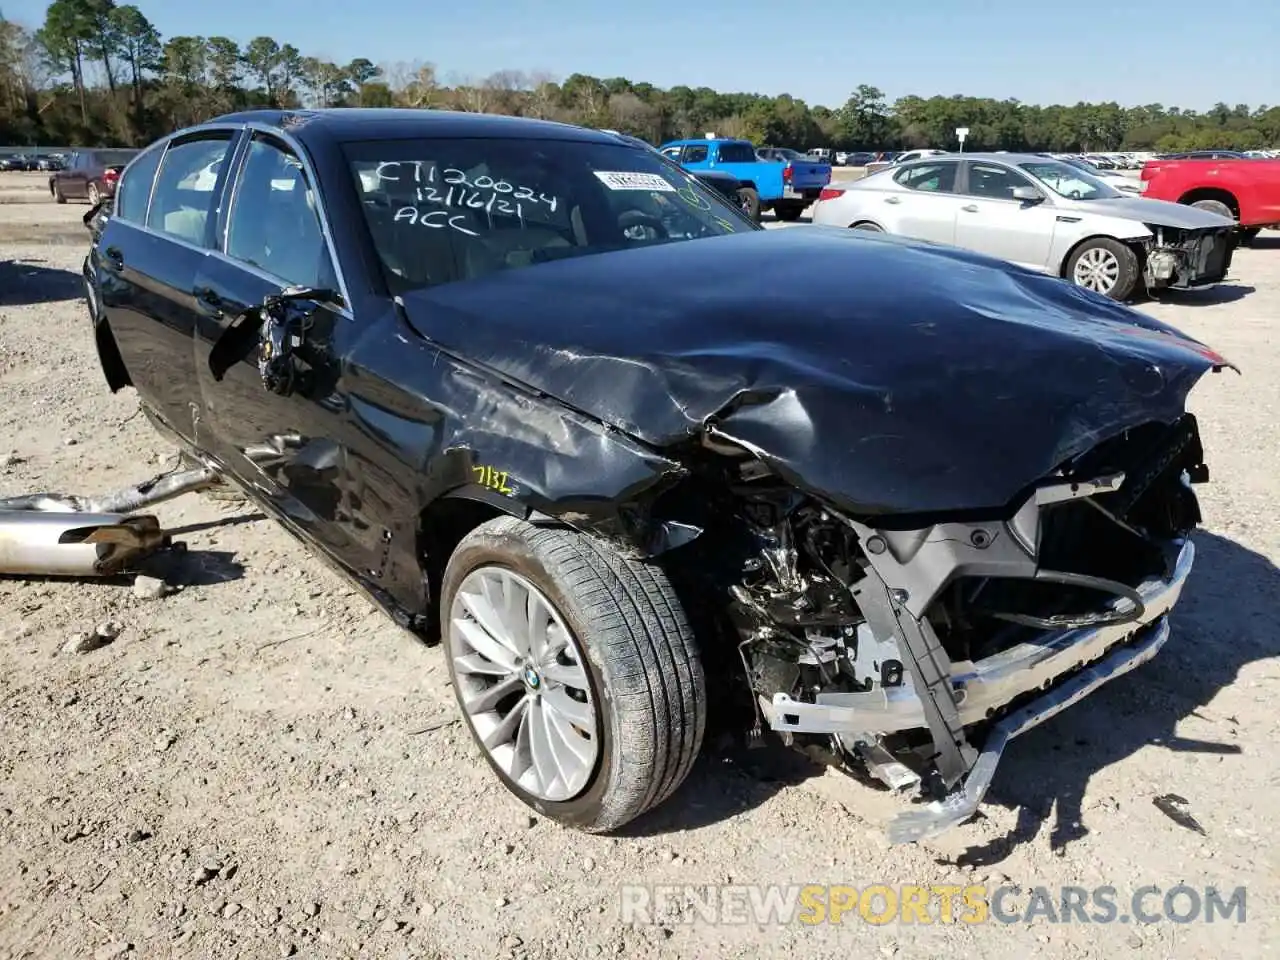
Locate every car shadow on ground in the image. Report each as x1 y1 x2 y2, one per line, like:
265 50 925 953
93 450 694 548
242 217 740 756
621 530 1278 849
0 257 84 306
132 545 246 587
1150 283 1256 307
1244 235 1280 250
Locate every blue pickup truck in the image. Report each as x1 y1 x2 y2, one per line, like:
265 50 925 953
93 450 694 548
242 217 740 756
658 138 832 222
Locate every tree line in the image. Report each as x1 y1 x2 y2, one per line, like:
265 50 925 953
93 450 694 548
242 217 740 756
1 1 1278 153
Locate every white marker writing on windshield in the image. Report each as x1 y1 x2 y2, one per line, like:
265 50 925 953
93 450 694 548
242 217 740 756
375 161 558 212
392 206 480 236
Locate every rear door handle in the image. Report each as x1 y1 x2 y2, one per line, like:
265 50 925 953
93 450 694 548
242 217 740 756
961 204 979 212
884 196 901 204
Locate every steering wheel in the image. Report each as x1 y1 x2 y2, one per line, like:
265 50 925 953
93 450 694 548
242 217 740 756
618 209 669 241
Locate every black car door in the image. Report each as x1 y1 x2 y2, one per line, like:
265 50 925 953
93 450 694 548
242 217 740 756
192 131 371 573
96 130 240 441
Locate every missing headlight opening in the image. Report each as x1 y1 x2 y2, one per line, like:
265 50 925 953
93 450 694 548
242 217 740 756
1142 224 1234 292
672 413 1209 843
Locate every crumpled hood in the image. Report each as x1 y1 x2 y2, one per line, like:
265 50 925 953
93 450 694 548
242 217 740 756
1080 195 1237 229
401 227 1228 516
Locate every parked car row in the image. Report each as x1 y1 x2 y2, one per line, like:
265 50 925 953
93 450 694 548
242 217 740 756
1 152 67 171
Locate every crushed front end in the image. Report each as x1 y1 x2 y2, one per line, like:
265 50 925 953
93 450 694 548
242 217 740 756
700 414 1209 843
1141 225 1234 291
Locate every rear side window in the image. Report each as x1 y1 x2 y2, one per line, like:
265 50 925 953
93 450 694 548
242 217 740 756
716 142 757 163
146 135 234 246
682 145 708 163
114 145 163 223
893 161 958 193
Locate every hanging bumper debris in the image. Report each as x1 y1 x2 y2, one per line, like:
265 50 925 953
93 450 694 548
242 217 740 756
0 465 222 578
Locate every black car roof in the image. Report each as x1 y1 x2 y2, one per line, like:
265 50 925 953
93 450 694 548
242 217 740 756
206 108 622 147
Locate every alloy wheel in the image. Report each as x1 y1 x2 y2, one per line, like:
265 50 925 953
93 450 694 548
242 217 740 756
448 566 599 802
1072 246 1120 294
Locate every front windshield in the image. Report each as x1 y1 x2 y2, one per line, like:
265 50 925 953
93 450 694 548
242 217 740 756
1017 160 1122 200
343 137 757 294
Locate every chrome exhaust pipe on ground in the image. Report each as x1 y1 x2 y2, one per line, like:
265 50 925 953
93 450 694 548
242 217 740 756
0 510 169 577
0 465 222 577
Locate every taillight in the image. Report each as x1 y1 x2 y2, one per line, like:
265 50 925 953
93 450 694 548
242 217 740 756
782 164 793 183
103 168 119 181
818 187 843 202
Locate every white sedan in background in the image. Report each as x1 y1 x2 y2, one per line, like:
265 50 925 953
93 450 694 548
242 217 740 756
810 152 1237 300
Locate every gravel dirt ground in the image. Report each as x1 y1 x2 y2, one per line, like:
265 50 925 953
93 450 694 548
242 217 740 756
1 171 1277 960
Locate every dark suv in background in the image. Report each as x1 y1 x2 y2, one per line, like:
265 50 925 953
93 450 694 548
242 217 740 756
50 148 140 205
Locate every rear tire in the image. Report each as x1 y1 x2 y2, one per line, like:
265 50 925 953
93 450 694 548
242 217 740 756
736 186 760 222
1066 237 1139 301
440 516 706 833
53 183 66 204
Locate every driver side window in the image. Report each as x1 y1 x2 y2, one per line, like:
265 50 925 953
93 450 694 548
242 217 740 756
224 137 337 291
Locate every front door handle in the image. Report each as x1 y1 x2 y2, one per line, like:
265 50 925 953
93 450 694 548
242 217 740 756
961 204 979 212
195 286 224 318
884 196 901 204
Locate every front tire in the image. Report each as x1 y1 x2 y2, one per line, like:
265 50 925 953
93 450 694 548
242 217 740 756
1066 238 1139 300
87 182 101 206
440 516 706 832
52 182 66 204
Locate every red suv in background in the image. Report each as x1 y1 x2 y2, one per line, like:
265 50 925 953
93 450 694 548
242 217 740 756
49 148 140 205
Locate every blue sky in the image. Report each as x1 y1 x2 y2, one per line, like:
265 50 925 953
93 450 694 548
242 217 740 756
6 0 1277 111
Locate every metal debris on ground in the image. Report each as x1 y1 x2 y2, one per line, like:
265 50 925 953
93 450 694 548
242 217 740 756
0 465 222 578
1152 793 1207 834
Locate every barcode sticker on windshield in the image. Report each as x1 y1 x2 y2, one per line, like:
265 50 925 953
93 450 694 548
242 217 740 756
594 171 676 192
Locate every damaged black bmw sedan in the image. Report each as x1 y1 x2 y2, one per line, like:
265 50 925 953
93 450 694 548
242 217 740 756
81 109 1234 842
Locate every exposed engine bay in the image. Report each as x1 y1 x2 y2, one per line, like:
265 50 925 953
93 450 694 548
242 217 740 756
1140 224 1234 290
687 413 1209 841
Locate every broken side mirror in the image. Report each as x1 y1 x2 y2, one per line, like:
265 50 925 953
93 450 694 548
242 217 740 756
262 284 342 313
208 285 339 392
258 289 333 398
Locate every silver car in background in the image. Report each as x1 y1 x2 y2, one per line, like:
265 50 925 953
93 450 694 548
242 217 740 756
811 152 1237 300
